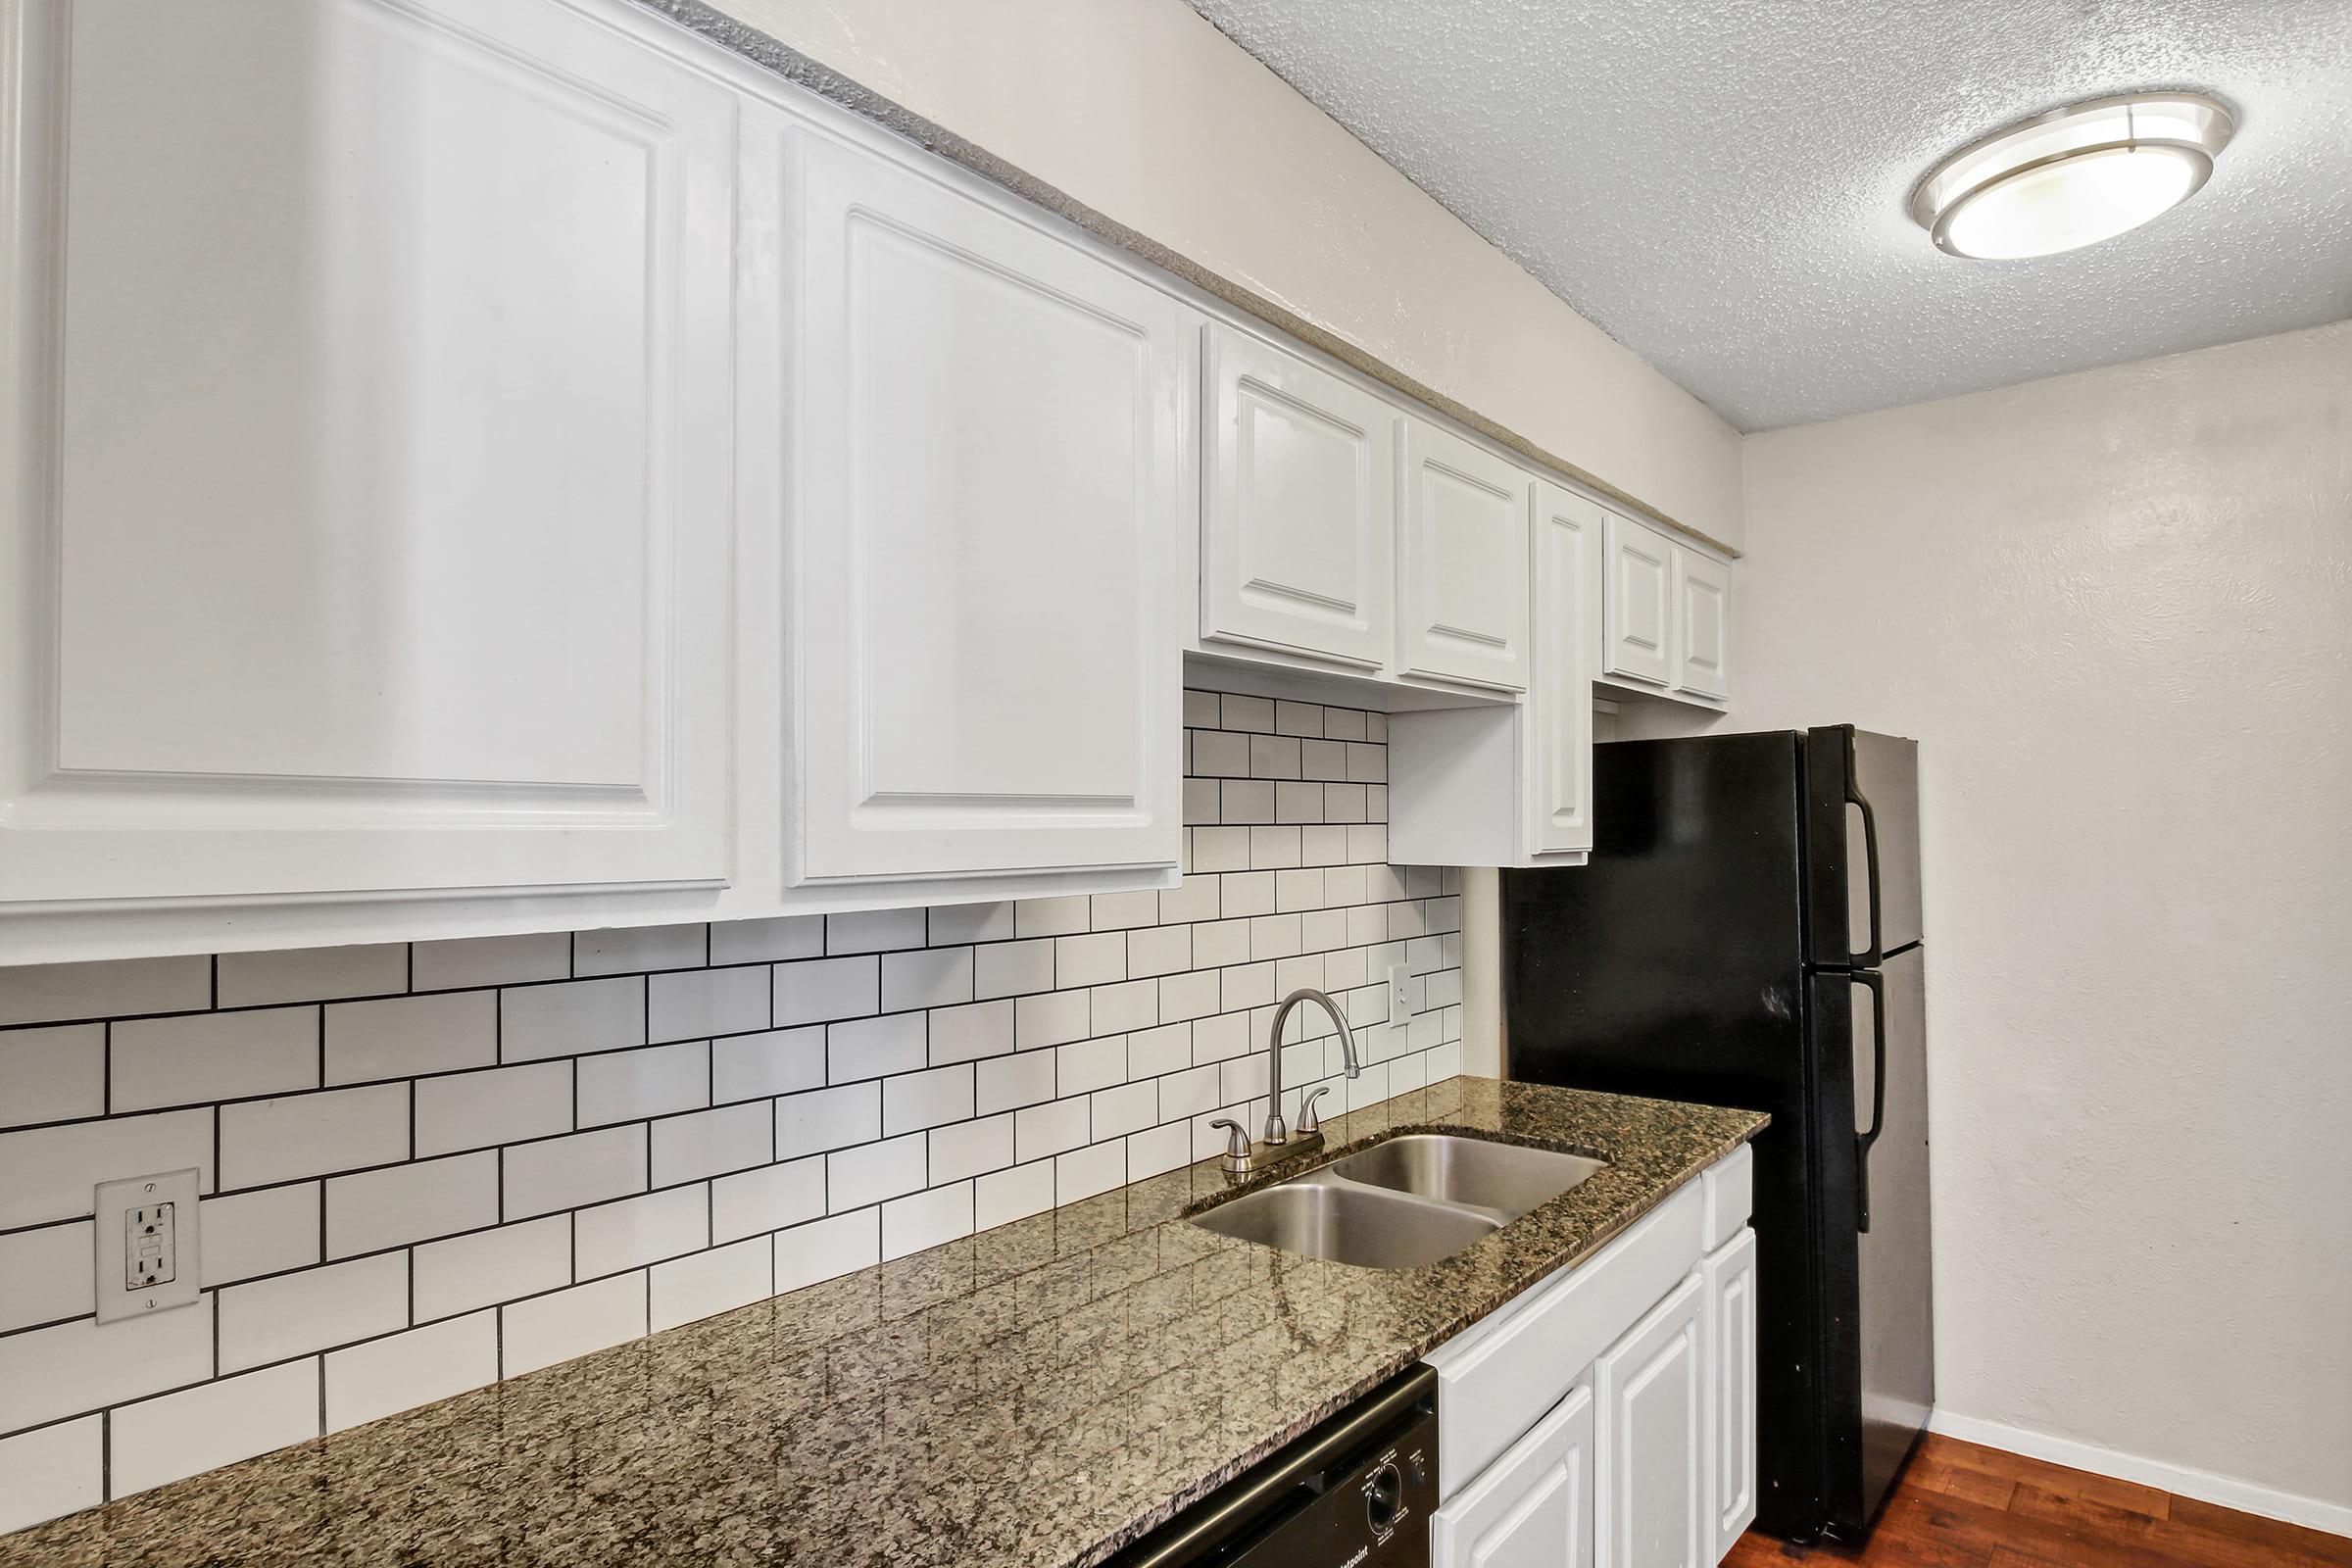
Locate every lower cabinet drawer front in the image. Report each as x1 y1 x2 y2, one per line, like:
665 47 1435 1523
1700 1148 1752 1253
1430 1385 1594 1568
1427 1181 1704 1498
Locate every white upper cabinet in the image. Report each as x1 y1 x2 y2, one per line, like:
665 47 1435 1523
1673 546 1732 701
787 133 1184 885
0 0 739 917
1200 324 1395 670
1603 512 1677 687
1398 418 1533 692
1529 482 1601 857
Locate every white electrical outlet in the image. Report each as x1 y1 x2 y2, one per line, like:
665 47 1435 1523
1387 963 1413 1034
94 1169 201 1324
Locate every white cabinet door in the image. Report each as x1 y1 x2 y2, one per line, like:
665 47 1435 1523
0 0 738 906
791 133 1183 885
1704 1229 1759 1562
1200 324 1394 669
1432 1387 1594 1568
1596 1271 1707 1568
1528 482 1600 857
1673 547 1731 701
1602 513 1675 687
1398 419 1532 692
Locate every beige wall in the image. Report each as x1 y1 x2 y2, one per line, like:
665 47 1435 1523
705 0 1746 550
1738 321 2352 1522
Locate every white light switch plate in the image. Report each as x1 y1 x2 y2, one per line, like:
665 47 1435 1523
94 1169 201 1324
1387 963 1413 1036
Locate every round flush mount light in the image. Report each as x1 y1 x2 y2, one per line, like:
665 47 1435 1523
1910 91 2234 260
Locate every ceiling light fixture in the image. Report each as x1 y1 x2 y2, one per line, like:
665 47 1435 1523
1910 91 2234 260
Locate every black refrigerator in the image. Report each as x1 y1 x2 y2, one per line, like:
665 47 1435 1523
1500 726 1932 1544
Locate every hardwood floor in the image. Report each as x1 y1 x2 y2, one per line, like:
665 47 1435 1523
1725 1436 2352 1568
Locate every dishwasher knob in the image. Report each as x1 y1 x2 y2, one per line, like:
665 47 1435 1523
1365 1461 1404 1532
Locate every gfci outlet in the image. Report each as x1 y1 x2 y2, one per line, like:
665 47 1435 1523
94 1169 202 1324
1387 963 1413 1034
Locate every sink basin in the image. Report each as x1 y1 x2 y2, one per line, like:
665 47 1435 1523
1330 1134 1606 1221
1189 1177 1499 1269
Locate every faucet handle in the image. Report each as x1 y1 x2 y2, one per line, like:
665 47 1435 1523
1209 1118 1252 1175
1296 1085 1332 1136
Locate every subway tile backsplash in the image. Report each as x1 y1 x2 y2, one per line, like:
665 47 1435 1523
0 692 1464 1535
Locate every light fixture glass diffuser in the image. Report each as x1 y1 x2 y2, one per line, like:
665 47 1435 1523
1911 93 2233 260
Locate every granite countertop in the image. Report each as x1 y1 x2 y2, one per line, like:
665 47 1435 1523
4 1076 1765 1568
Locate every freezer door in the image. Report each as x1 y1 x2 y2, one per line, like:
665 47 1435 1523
1803 727 1923 967
1849 946 1934 1530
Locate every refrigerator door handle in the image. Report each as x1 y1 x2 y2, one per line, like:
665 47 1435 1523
1847 768 1886 968
1852 968 1887 1232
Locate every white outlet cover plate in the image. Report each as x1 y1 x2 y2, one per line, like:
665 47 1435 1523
94 1168 202 1324
1387 963 1412 1032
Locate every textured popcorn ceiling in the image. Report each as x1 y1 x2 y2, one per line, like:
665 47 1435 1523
1183 0 2352 429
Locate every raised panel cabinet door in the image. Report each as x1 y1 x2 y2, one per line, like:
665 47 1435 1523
1200 324 1395 669
1528 482 1601 856
1431 1386 1594 1568
1602 513 1675 687
1704 1229 1759 1561
1673 547 1732 700
0 0 738 906
1398 418 1533 692
791 133 1183 884
1595 1271 1707 1568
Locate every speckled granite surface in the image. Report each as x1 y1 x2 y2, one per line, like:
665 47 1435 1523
2 1077 1763 1568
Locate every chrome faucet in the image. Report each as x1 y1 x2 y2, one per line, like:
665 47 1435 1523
1211 987 1363 1177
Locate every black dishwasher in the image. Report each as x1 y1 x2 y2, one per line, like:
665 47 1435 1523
1109 1365 1439 1568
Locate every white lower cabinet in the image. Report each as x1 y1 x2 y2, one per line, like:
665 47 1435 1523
1427 1153 1755 1568
1432 1387 1594 1568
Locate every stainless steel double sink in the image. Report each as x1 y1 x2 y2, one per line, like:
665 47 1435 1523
1189 1134 1606 1269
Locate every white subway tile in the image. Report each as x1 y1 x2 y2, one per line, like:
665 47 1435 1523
499 977 644 1062
651 1237 770 1331
110 1358 318 1497
0 956 209 1028
324 1310 497 1433
709 915 823 965
972 939 1054 1001
1194 1009 1253 1063
1055 1140 1126 1204
1089 890 1159 931
823 907 926 955
1158 968 1222 1023
576 1041 708 1127
773 1209 878 1295
1015 989 1090 1051
1247 735 1299 780
410 932 569 992
825 1011 924 1083
1249 826 1302 869
973 1159 1056 1231
926 1000 1013 1066
501 1273 646 1377
574 1184 707 1279
0 1295 214 1432
926 901 1013 946
652 1101 771 1187
1184 775 1221 825
1324 783 1368 824
1323 706 1367 741
1347 742 1387 782
1014 1097 1090 1162
1055 1034 1127 1097
710 1155 824 1243
110 1005 318 1113
1127 924 1192 978
1090 979 1158 1034
325 1152 498 1258
200 1184 320 1288
1191 825 1250 872
1191 730 1250 778
0 1416 103 1535
974 1051 1055 1116
1348 824 1389 862
1273 700 1325 738
573 924 706 976
1091 1080 1157 1140
323 990 495 1086
1219 1054 1271 1104
413 1215 571 1323
504 1124 646 1220
1275 867 1327 911
882 1063 973 1135
1127 1121 1193 1180
1220 693 1274 732
415 1060 570 1157
826 1132 926 1212
1221 871 1275 918
1126 1020 1191 1080
880 946 973 1013
219 1252 406 1372
220 1083 408 1191
1158 1064 1221 1122
0 1110 216 1228
1249 914 1303 961
1158 874 1220 925
217 945 405 1007
1054 932 1126 989
1191 918 1251 970
1299 737 1348 780
772 956 878 1028
881 1181 972 1260
1182 689 1221 726
1274 781 1325 825
928 1113 1013 1184
0 1022 104 1128
1011 895 1091 938
775 1083 880 1159
0 1219 91 1332
710 1026 825 1103
648 965 770 1044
